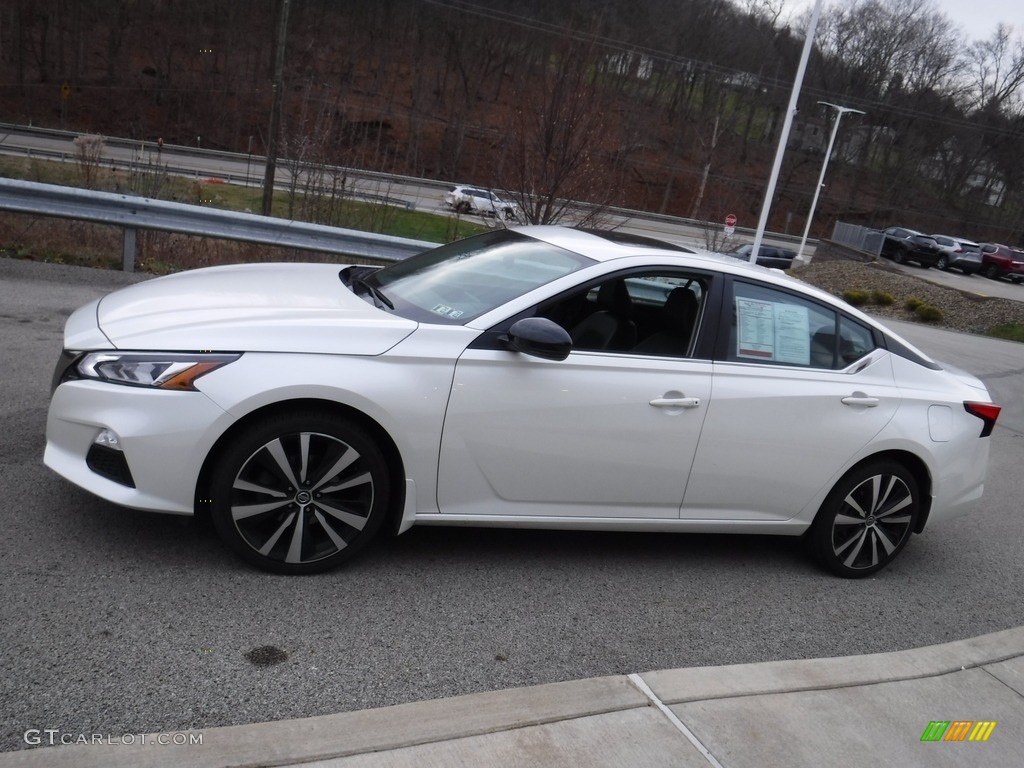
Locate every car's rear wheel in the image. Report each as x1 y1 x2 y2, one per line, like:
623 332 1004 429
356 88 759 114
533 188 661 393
808 461 919 578
209 411 391 574
892 249 905 264
936 255 948 270
983 264 1000 279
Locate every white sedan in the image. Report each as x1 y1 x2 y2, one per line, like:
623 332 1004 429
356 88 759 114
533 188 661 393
45 227 1001 577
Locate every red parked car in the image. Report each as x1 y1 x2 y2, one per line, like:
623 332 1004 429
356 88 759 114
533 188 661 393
979 244 1024 283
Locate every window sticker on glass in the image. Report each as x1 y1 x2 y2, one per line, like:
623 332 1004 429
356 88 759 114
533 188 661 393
735 298 810 364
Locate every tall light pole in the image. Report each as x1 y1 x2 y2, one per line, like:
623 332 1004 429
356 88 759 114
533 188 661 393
261 0 291 216
748 0 824 264
795 102 865 263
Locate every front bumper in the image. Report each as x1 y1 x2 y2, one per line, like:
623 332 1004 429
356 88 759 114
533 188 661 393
44 380 233 514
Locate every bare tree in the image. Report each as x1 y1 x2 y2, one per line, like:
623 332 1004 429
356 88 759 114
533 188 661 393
500 32 624 225
964 24 1024 114
72 133 104 188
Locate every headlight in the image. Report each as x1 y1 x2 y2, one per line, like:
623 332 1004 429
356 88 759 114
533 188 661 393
72 352 241 391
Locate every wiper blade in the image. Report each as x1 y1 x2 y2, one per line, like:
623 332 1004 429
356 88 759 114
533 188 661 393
353 275 394 310
342 268 393 309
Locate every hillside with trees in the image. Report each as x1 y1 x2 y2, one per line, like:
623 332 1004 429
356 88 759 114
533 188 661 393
2 0 1022 242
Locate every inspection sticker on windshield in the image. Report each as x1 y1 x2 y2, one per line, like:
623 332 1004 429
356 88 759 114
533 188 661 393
431 304 464 319
736 298 810 365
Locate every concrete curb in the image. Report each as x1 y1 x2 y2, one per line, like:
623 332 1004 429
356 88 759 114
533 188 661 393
4 626 1022 768
643 625 1024 703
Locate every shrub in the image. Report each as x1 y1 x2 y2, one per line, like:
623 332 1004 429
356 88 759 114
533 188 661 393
842 289 870 306
987 324 1024 342
870 290 895 306
905 297 923 311
915 304 944 323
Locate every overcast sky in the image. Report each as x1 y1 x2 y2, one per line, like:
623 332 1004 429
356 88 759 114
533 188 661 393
786 0 1020 45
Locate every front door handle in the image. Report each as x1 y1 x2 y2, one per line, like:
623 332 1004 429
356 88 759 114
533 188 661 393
650 397 701 409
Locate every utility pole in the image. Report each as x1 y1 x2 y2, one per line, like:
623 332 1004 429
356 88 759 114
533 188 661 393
261 0 291 216
795 102 865 263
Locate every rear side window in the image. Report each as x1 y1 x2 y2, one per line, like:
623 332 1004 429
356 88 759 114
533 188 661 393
724 281 876 369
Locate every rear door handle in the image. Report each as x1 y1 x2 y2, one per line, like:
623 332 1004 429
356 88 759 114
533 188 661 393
841 394 880 407
650 397 701 409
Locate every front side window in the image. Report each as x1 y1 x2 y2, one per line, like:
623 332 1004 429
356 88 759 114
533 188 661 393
537 271 708 357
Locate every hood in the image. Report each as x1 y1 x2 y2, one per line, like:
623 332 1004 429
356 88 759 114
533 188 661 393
94 263 416 355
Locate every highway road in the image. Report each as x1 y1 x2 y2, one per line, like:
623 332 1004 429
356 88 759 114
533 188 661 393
0 122 799 255
1 256 1022 753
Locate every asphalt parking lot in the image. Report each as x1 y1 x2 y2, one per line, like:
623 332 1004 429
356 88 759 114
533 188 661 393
1 256 1023 753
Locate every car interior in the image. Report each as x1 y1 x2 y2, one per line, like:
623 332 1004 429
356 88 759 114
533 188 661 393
539 274 705 356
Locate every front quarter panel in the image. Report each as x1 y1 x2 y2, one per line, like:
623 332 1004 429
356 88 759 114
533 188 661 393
195 325 480 517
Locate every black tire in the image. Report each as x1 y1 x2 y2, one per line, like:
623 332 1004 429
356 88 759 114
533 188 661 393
808 461 919 578
456 201 471 214
892 249 905 265
983 264 1000 279
209 410 391 574
936 255 948 270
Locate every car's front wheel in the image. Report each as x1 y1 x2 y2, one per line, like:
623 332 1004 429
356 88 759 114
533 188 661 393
209 411 391 574
808 461 919 578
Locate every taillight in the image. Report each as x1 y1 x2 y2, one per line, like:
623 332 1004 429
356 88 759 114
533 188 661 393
964 402 1001 438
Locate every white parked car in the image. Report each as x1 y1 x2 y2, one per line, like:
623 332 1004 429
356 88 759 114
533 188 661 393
443 185 519 220
46 227 1001 577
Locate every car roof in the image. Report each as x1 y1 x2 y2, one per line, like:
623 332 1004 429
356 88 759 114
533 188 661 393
516 226 805 282
517 225 703 262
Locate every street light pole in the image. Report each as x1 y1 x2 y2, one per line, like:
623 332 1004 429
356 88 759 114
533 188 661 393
795 102 865 263
748 0 824 264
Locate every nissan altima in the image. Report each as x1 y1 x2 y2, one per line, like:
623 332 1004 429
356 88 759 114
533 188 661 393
45 227 1001 577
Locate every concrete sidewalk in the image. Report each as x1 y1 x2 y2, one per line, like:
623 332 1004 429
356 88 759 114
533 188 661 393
4 626 1022 768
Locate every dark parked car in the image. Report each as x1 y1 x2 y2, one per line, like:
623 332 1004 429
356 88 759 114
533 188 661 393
879 227 940 268
979 243 1024 283
727 243 798 269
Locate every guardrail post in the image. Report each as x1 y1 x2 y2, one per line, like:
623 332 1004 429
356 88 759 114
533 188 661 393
122 227 136 272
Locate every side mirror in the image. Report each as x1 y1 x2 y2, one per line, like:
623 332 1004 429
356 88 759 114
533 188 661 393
506 318 572 361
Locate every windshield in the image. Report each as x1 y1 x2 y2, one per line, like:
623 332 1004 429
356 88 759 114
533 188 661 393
367 230 594 323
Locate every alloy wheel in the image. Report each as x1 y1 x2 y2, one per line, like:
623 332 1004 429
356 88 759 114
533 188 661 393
830 473 914 572
809 461 919 578
229 431 375 565
210 411 391 573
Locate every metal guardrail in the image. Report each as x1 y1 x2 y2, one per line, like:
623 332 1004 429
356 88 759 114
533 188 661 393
0 178 433 271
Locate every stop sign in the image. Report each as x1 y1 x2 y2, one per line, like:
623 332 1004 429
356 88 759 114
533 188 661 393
725 213 737 227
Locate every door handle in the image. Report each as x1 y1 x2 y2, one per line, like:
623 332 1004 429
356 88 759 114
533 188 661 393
841 394 880 407
650 397 701 409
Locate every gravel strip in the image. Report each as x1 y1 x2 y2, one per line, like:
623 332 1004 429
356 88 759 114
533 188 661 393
795 259 1024 335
